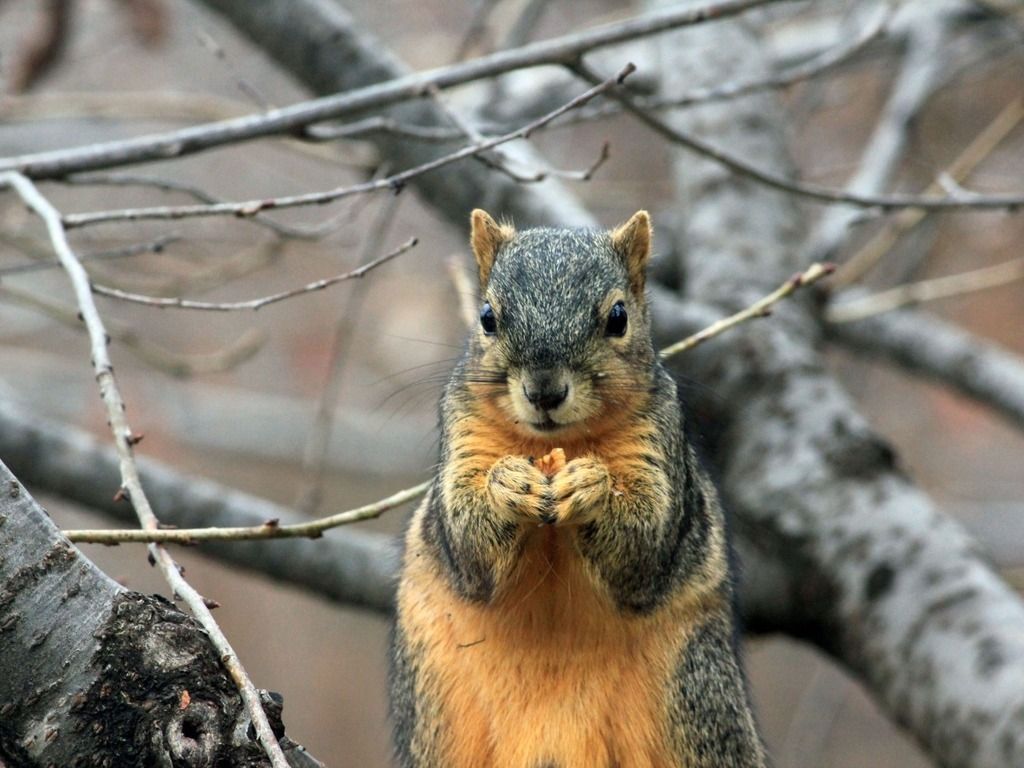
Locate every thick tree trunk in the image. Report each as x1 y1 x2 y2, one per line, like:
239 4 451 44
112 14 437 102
0 459 315 767
647 3 1024 765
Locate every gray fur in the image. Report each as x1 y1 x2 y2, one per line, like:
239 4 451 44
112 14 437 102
391 224 767 767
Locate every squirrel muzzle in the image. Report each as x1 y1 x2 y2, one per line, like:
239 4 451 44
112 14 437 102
509 367 594 433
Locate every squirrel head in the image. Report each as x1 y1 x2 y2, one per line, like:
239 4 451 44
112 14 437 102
466 209 656 438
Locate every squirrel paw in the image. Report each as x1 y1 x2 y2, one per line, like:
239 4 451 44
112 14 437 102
485 456 553 524
549 457 612 526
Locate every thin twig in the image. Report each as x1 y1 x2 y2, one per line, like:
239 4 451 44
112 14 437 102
832 97 1024 288
426 83 611 184
0 232 179 277
659 263 835 359
800 5 952 265
0 171 290 768
295 191 402 514
569 60 1024 212
65 481 431 544
0 283 266 376
61 173 348 240
826 258 1024 323
90 237 417 311
61 65 633 227
0 0 782 180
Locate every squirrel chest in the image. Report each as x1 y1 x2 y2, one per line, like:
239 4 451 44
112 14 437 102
397 437 702 768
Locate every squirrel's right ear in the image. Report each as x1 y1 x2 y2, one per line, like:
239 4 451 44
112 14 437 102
611 210 652 297
470 209 515 287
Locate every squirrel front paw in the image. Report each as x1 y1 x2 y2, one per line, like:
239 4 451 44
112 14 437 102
485 456 553 524
549 457 612 526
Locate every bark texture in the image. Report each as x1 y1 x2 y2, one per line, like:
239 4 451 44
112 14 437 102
0 459 312 767
647 3 1024 765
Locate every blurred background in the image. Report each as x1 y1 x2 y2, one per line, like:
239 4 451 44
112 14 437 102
0 0 1022 765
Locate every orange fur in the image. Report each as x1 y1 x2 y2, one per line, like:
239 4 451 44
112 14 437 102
400 510 716 768
399 406 718 767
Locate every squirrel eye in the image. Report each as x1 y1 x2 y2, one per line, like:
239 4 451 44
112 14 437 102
605 301 627 337
480 302 497 335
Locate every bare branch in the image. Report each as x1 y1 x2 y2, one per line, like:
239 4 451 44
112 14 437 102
61 66 632 227
801 4 955 265
0 171 290 768
0 282 266 376
827 258 1024 323
569 59 1024 211
832 96 1024 288
0 395 401 612
0 0 782 180
90 236 418 311
64 481 430 544
826 306 1024 430
659 262 834 359
61 173 350 240
296 3 892 150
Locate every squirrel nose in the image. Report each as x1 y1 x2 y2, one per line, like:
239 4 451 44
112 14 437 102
524 383 568 412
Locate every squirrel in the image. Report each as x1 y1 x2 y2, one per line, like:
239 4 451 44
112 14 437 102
389 209 767 768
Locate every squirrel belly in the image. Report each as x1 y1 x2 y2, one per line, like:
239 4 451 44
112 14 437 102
396 450 723 768
389 210 767 768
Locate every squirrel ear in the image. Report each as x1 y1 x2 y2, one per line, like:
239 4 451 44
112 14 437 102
611 210 652 296
470 209 515 287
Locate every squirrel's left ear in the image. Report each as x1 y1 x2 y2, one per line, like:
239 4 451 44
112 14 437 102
611 210 652 296
470 209 515 288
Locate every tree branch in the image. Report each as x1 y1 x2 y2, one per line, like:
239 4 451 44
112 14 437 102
826 258 1024 323
800 2 956 265
64 481 429 544
570 57 1024 212
0 0 783 181
60 66 631 227
659 262 834 359
646 3 1024 765
89 237 418 311
0 459 323 766
0 172 290 768
0 396 401 612
826 306 1024 431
